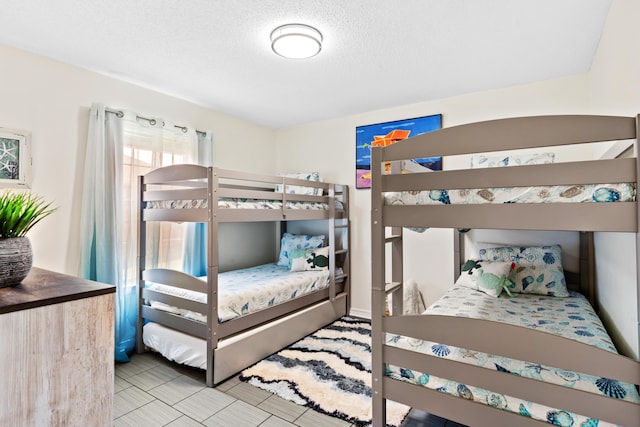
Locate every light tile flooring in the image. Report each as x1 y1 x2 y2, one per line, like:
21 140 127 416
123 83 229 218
113 352 454 427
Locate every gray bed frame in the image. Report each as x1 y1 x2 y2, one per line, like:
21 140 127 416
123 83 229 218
370 115 640 426
136 165 350 386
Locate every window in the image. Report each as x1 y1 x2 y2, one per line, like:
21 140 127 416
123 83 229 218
121 120 197 286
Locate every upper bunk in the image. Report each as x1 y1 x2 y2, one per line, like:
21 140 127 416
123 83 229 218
370 115 639 232
140 165 348 223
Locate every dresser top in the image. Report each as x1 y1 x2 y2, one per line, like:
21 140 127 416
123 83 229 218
0 267 115 314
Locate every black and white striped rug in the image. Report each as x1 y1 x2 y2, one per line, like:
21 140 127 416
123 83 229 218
239 316 410 427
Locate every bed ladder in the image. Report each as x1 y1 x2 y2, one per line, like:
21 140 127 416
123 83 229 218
384 227 403 316
331 184 350 307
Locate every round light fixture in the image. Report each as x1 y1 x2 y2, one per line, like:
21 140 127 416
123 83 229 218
270 24 323 59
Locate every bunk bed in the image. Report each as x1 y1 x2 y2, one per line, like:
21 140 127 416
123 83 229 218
136 165 350 386
370 115 640 426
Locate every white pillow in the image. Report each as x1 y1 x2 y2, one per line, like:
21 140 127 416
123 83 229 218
274 172 323 196
470 152 555 169
466 241 506 260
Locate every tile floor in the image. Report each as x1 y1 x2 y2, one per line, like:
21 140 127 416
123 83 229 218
114 352 465 427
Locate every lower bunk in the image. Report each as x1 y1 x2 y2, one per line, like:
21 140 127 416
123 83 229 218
375 285 640 427
137 263 348 385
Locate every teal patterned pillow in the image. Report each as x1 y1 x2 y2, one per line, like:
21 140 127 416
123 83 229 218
479 245 569 297
277 233 325 267
455 259 515 297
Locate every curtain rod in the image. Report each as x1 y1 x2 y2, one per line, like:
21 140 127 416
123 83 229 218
105 107 206 136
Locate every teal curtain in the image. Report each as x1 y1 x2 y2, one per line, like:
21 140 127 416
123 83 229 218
79 105 212 361
78 103 134 362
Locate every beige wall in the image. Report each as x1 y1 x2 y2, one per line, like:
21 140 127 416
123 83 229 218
0 44 277 275
588 0 640 359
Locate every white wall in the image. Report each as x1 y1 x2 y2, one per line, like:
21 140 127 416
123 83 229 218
0 44 277 275
588 0 640 359
276 75 591 318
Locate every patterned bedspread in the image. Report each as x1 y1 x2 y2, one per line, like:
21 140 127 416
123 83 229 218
384 183 636 206
385 286 640 426
147 198 344 210
147 263 333 322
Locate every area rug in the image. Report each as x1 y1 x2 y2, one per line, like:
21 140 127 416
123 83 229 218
239 316 410 427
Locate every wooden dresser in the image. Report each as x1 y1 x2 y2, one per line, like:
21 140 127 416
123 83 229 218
0 267 116 426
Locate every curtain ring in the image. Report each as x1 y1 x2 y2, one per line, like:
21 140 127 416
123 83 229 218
116 111 124 118
149 119 157 125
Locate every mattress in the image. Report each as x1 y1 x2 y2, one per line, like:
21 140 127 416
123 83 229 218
143 296 339 371
384 183 636 206
146 263 336 323
385 286 640 426
143 322 207 369
147 198 344 210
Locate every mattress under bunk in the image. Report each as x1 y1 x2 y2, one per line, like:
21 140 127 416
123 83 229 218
140 264 347 380
143 293 348 374
385 285 640 426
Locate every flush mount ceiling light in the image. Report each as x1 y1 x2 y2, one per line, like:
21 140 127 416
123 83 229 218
270 24 323 59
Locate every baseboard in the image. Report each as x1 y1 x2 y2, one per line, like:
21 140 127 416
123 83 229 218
349 307 371 320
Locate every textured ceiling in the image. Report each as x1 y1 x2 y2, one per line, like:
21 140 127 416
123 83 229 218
0 0 612 129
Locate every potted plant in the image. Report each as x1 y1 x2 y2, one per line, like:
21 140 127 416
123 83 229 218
0 191 56 288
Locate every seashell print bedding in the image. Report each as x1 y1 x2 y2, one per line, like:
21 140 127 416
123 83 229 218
385 286 640 426
146 198 344 210
147 263 336 323
383 183 636 206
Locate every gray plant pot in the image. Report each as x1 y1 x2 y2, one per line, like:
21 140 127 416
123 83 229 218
0 236 33 288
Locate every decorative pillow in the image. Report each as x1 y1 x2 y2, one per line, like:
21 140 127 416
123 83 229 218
274 172 323 196
289 246 330 271
470 152 555 169
455 259 515 298
467 241 505 260
277 233 325 267
479 245 569 297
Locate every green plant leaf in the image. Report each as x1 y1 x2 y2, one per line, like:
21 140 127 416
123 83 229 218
0 191 57 238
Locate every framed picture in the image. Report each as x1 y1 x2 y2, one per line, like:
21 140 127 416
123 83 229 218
0 128 31 188
355 114 442 189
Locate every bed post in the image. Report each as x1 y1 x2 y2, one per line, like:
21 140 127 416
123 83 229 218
579 232 596 309
371 147 387 427
136 175 146 354
342 185 351 310
389 161 403 316
453 230 463 282
329 184 336 301
389 226 403 316
635 113 640 358
207 167 219 387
